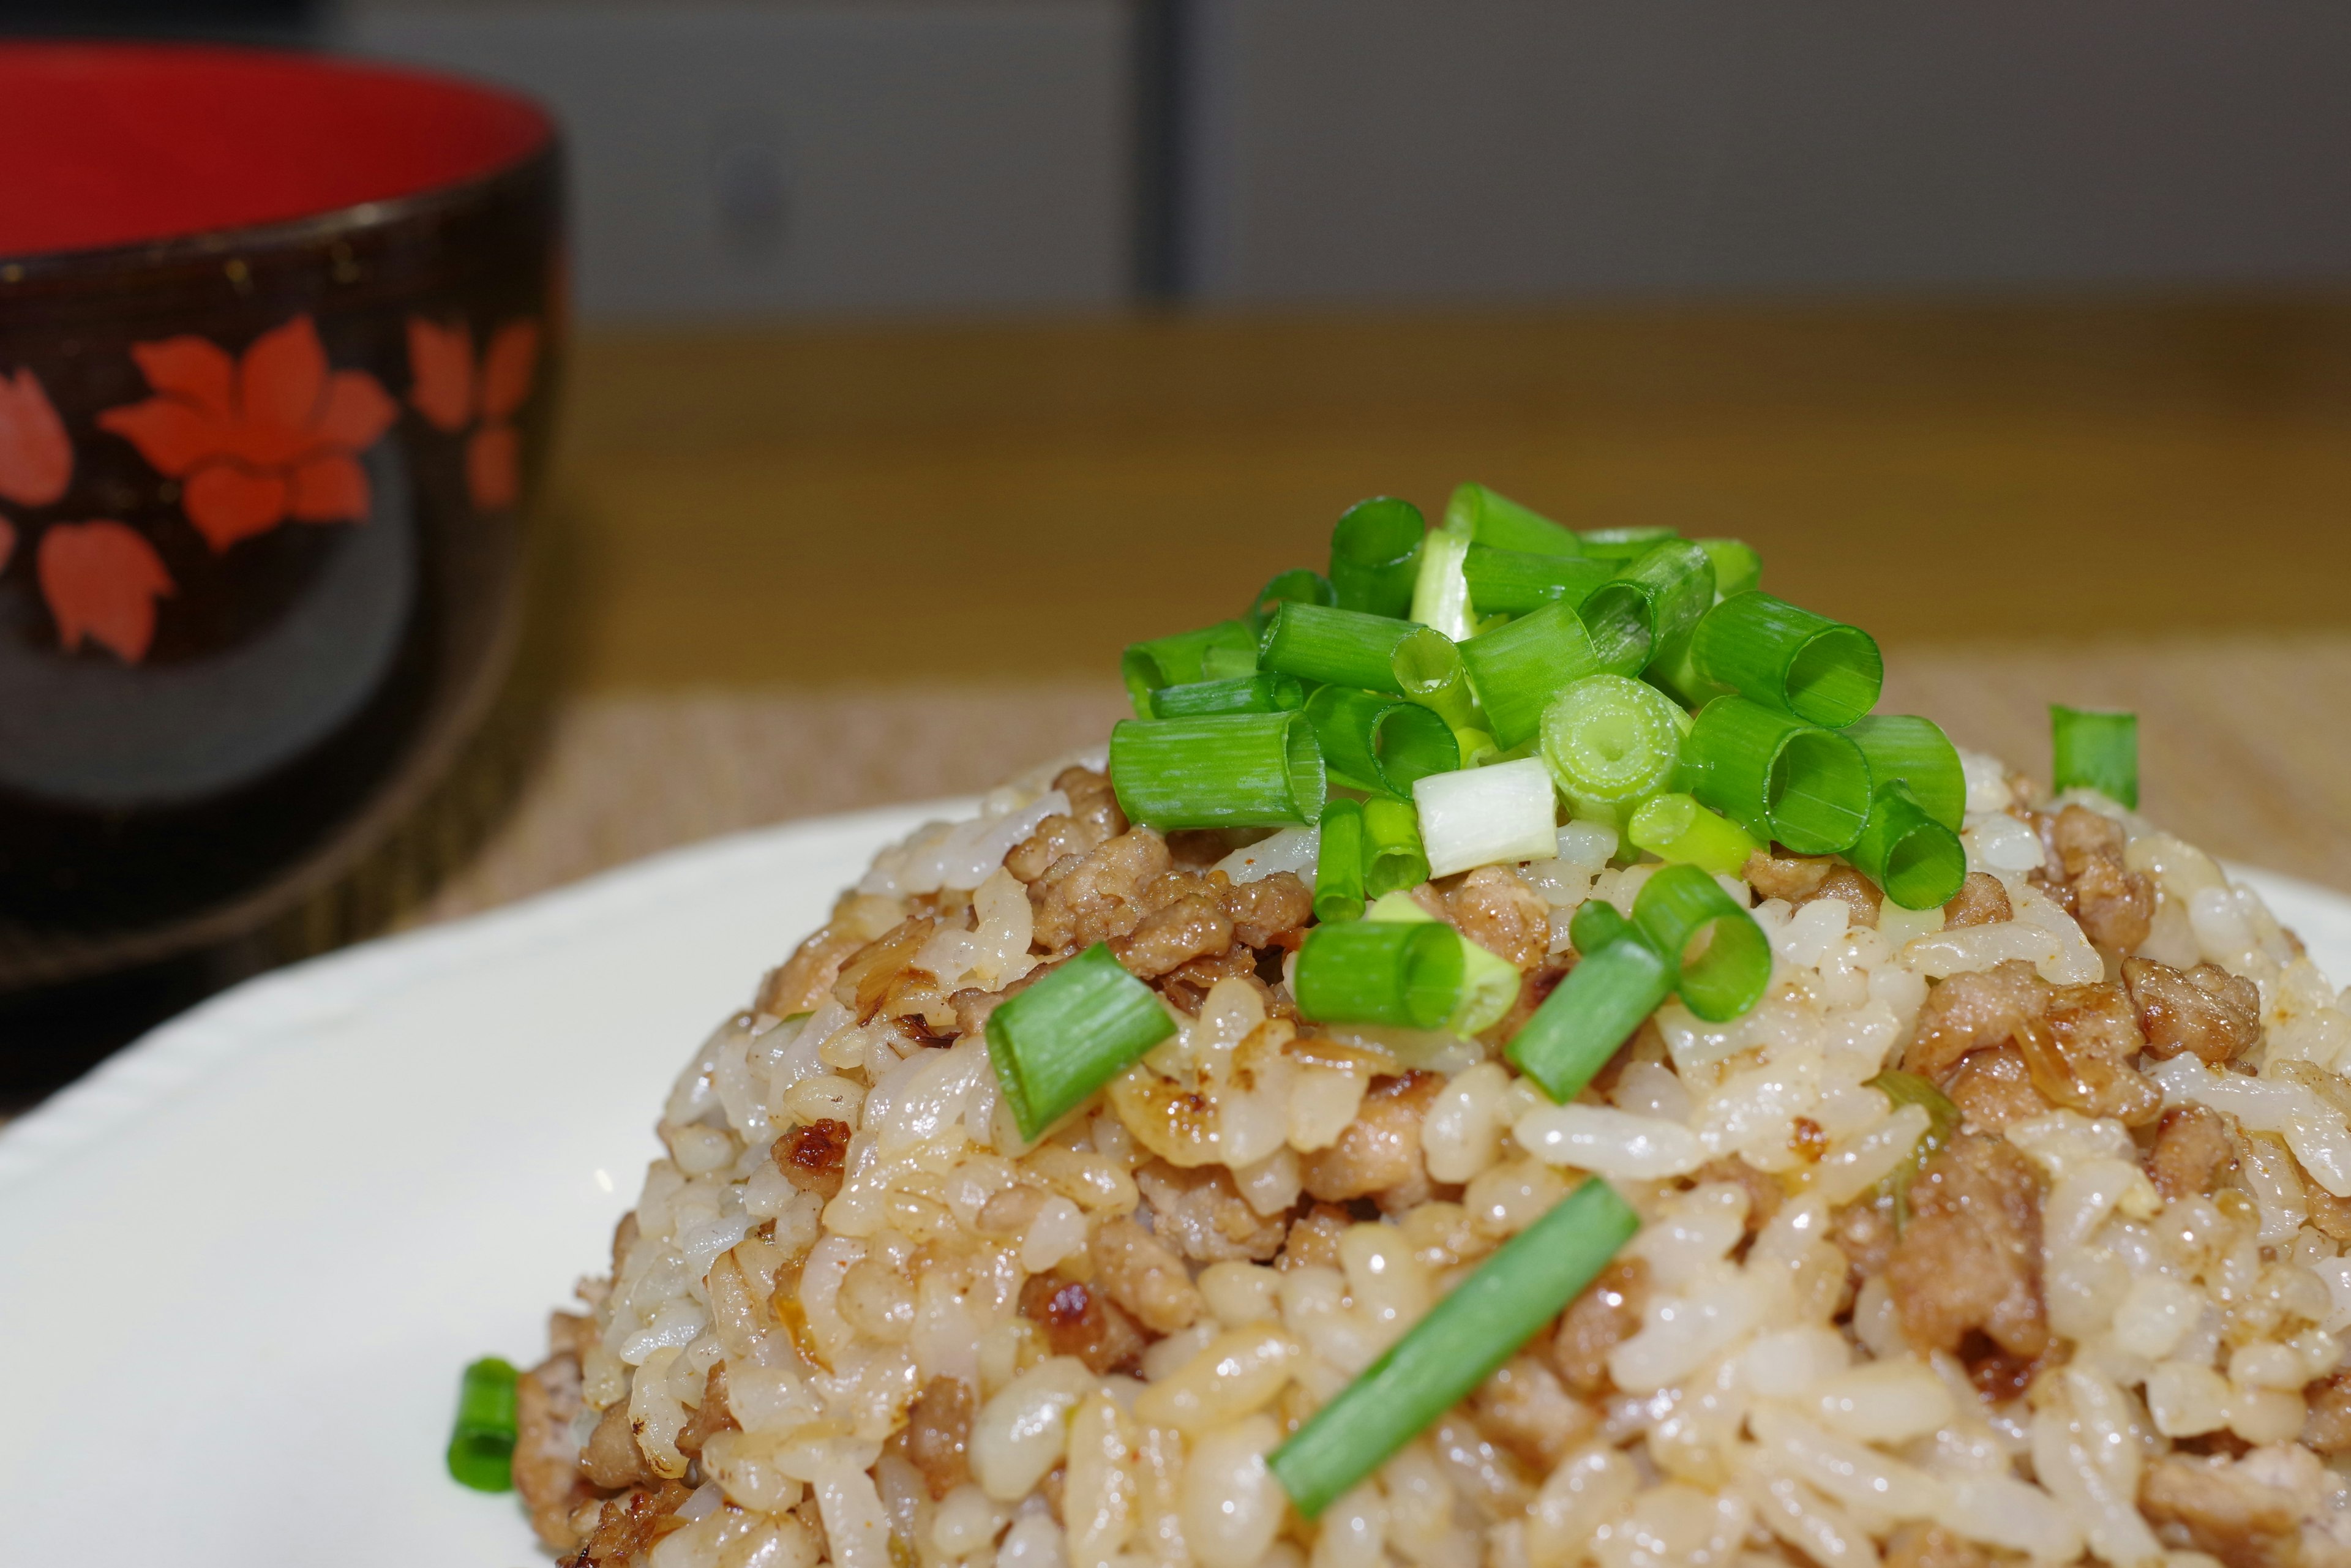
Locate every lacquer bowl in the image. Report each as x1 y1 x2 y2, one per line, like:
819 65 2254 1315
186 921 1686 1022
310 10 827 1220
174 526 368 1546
0 42 562 992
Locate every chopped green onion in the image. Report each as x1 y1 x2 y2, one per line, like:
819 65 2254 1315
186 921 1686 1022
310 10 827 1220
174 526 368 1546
1451 726 1501 770
1588 538 1715 682
1537 674 1689 821
1631 863 1771 1022
1850 778 1967 912
1314 800 1367 923
1247 568 1337 634
1626 792 1761 877
1149 673 1307 718
1690 591 1881 728
1843 715 1965 829
1461 543 1618 617
1258 601 1424 695
2051 704 2138 809
1507 902 1676 1101
1120 621 1259 717
1867 1069 1962 1230
1698 537 1763 599
1304 686 1461 799
448 1357 521 1492
1363 891 1520 1035
1577 524 1678 562
1457 601 1608 749
1294 920 1464 1030
1413 756 1559 878
1109 713 1327 829
988 943 1177 1139
1269 1177 1638 1518
1392 623 1481 730
1410 518 1476 641
1678 696 1870 855
1362 797 1430 897
1445 482 1583 556
1330 497 1425 618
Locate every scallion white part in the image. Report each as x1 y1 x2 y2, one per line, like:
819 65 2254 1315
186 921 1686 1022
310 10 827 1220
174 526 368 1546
1213 823 1321 887
1413 756 1559 878
1409 525 1475 642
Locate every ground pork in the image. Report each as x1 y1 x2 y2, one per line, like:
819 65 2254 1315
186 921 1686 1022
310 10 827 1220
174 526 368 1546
2147 1104 2235 1202
515 1353 599 1553
1942 1043 2050 1131
2142 1452 2309 1568
1134 1160 1289 1262
1032 830 1175 953
1019 1274 1150 1374
1906 961 2053 1084
1087 1215 1205 1333
560 1481 692 1568
2126 958 2265 1065
1549 1257 1648 1398
1436 866 1554 970
1885 1133 2047 1360
906 1376 974 1497
1942 873 2013 929
1744 849 1834 901
1798 865 1883 928
1469 1355 1597 1473
1006 768 1130 883
1221 871 1313 949
773 1119 852 1200
2034 805 2155 953
1300 1070 1444 1205
1111 893 1234 980
1279 1204 1352 1272
2306 1372 2351 1456
673 1364 736 1459
2025 980 2161 1125
580 1398 655 1490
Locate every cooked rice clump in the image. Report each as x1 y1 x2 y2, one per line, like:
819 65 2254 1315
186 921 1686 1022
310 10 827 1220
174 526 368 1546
518 745 2351 1568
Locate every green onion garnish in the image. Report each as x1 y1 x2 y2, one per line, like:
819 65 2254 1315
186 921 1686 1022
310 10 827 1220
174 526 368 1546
1445 481 1583 555
1293 920 1464 1029
1537 673 1689 822
1867 1068 1962 1229
1409 517 1476 640
1108 712 1327 828
1329 497 1425 618
1314 799 1367 923
1247 567 1337 634
1461 542 1617 616
1121 621 1260 717
448 1357 521 1493
1698 537 1763 599
1362 891 1519 1035
1414 756 1561 878
1458 601 1608 749
1362 797 1430 897
1269 1177 1639 1518
987 943 1177 1139
1304 686 1460 799
1149 673 1307 718
1629 863 1771 1022
1451 726 1501 770
1506 900 1676 1100
1849 778 1967 912
1577 524 1678 562
1678 696 1870 854
1625 792 1761 877
1689 591 1881 729
1391 624 1480 730
1843 715 1965 830
1581 538 1715 681
1259 601 1435 696
2051 703 2138 809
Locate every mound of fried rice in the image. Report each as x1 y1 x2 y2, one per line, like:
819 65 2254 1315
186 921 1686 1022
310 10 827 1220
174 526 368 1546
512 743 2351 1568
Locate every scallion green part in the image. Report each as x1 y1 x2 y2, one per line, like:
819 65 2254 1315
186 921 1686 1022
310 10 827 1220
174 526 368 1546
1586 538 1715 681
1108 713 1327 829
1120 621 1259 717
1409 520 1476 641
1698 538 1763 599
987 943 1177 1139
1577 524 1678 562
1850 778 1967 911
1294 920 1464 1030
2051 703 2139 809
1507 902 1676 1101
1269 1177 1639 1518
1867 1069 1962 1230
1625 792 1761 877
448 1357 521 1493
1304 686 1461 799
1149 673 1307 718
1690 591 1881 728
1363 891 1519 1035
1631 863 1771 1022
1258 601 1421 695
1330 497 1425 618
1843 715 1965 830
1362 798 1430 898
1445 482 1583 556
1457 601 1608 749
1314 800 1367 923
1392 623 1480 730
1678 696 1871 854
1537 673 1689 817
1461 543 1617 617
1247 568 1337 634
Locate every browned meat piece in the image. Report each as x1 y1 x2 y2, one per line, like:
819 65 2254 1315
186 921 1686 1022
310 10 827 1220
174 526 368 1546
756 891 907 1017
515 1354 598 1553
1300 1070 1445 1204
2022 981 2161 1125
1161 945 1263 1000
1691 1155 1783 1232
1439 867 1554 971
674 1364 735 1458
1886 1133 2047 1360
906 1376 975 1497
1943 1044 2050 1131
1006 768 1129 883
1280 1204 1352 1272
2147 1104 2234 1202
1469 1356 1596 1473
773 1119 852 1200
1883 1525 1990 1568
831 916 940 1021
950 986 1007 1038
561 1480 691 1568
1110 893 1235 980
1007 815 1100 884
1222 871 1314 950
549 1310 599 1361
580 1399 655 1491
1135 1160 1289 1262
2142 1455 2306 1568
1032 830 1175 953
1019 1274 1149 1374
2309 1185 2351 1244
1549 1258 1647 1398
2307 1370 2351 1455
2035 805 2154 953
1905 961 2053 1084
1087 1215 1205 1333
1744 849 1834 901
1060 766 1127 838
2126 958 2263 1065
1798 865 1883 929
1942 873 2013 929
1831 1201 1895 1276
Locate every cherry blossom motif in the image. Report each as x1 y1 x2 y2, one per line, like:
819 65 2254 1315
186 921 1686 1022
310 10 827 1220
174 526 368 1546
0 366 71 508
99 315 398 552
407 315 539 511
39 520 175 664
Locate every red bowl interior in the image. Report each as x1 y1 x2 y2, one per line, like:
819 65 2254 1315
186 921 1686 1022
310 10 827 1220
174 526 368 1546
0 42 553 261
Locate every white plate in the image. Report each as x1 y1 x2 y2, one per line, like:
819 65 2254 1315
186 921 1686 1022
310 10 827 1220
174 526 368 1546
4 808 2349 1566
